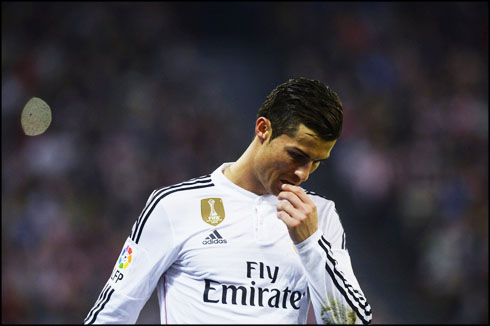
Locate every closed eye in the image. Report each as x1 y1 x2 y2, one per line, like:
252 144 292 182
287 150 309 164
287 149 327 167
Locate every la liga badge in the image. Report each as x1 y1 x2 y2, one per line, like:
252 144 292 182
118 245 133 269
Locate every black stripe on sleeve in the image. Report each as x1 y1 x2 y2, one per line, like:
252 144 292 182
130 190 157 239
320 236 370 312
305 190 330 200
130 176 211 239
318 236 372 324
84 284 108 323
86 286 115 324
132 181 214 244
130 176 212 242
84 284 113 324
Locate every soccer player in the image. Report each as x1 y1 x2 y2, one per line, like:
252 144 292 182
84 78 372 324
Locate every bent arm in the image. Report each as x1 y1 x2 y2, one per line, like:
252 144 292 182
296 204 372 324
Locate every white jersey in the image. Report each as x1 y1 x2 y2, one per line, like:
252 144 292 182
84 163 372 324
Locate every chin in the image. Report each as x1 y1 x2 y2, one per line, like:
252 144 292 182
270 182 283 196
270 189 280 196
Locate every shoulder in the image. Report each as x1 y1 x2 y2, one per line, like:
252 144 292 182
304 189 335 210
131 174 217 242
151 174 216 204
304 188 342 225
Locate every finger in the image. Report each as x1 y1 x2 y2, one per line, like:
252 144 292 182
277 190 303 208
281 184 314 205
276 200 301 218
276 210 300 228
277 200 307 222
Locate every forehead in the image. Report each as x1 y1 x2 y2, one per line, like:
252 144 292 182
277 124 336 159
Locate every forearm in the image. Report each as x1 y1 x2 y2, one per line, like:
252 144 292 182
84 282 149 324
296 230 372 325
84 238 158 324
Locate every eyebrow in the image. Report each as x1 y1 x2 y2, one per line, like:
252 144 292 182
289 147 329 163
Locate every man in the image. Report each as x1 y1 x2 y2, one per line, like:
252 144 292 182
85 78 372 324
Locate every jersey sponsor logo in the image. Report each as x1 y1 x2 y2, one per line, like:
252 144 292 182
202 261 306 309
201 198 225 226
118 245 133 269
202 229 228 245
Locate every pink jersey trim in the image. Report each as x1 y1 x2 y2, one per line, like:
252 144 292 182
163 275 168 325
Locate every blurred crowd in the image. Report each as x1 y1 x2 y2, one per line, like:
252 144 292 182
2 2 487 324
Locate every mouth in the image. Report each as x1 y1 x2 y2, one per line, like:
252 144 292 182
274 179 296 195
280 179 295 186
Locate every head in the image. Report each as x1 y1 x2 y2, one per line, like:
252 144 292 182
252 77 343 195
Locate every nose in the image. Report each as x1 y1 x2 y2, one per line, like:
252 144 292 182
294 161 313 183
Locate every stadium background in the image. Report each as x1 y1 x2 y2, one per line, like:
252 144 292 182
2 2 488 324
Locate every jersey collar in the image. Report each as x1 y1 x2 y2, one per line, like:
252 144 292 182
211 162 277 204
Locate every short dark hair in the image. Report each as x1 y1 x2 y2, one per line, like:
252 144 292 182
257 77 343 141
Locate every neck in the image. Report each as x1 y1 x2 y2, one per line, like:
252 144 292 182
223 139 266 195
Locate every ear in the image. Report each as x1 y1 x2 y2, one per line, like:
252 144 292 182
255 117 271 143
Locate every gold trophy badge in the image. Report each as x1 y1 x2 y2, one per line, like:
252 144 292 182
201 198 225 226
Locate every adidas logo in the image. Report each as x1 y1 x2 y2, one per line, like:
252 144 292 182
202 230 228 245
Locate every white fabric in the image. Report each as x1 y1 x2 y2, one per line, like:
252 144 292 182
84 163 371 324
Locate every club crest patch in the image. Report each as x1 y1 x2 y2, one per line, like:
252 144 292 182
201 198 225 226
